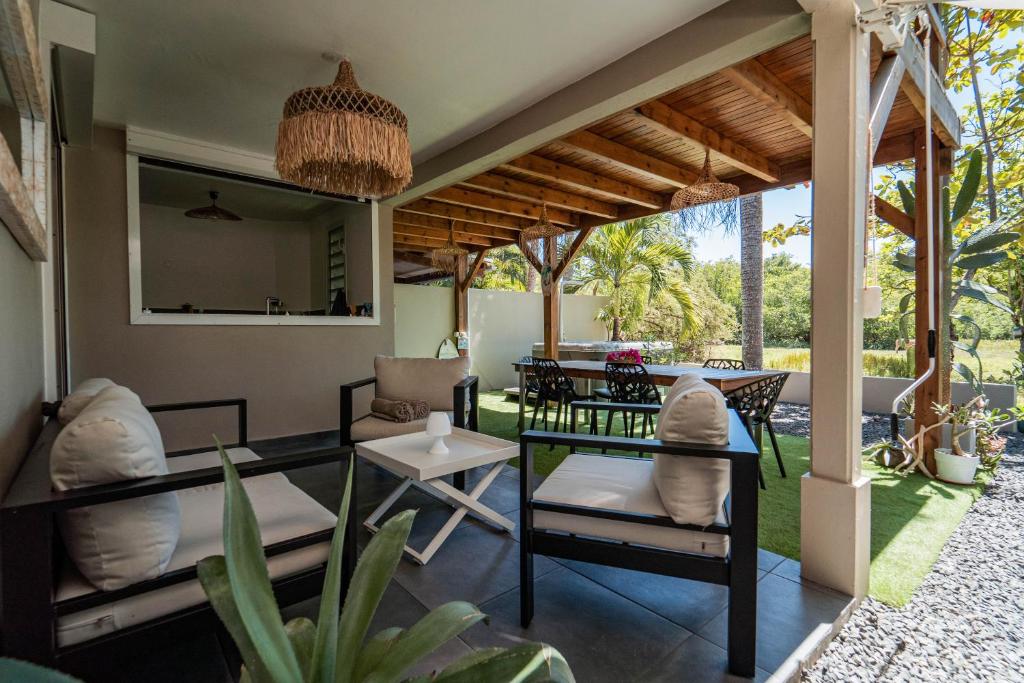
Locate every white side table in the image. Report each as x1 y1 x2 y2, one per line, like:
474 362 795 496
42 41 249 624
355 427 517 565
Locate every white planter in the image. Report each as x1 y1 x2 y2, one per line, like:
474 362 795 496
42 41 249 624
900 419 975 453
934 447 980 485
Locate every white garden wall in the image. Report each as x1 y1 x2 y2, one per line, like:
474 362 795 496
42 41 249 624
394 284 608 390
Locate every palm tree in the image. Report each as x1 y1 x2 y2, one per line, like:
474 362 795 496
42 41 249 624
574 216 696 341
476 245 529 291
739 194 764 369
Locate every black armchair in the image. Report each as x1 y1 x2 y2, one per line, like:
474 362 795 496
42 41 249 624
519 406 760 677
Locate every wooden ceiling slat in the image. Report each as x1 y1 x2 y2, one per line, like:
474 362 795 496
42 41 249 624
402 199 533 230
500 154 664 209
393 211 520 240
560 131 699 188
426 186 576 226
633 101 781 182
722 57 813 137
459 172 618 219
394 224 495 247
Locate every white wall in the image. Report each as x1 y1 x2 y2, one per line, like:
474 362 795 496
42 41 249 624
394 284 609 390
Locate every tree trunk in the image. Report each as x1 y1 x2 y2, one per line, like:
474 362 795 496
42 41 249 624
965 11 999 222
526 264 537 293
612 316 621 342
740 194 764 369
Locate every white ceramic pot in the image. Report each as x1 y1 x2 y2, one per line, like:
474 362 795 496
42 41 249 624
934 447 980 485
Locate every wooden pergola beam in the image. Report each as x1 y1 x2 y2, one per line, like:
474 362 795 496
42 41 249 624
460 249 490 291
868 56 906 156
873 194 913 237
393 211 519 241
393 223 495 248
560 131 699 188
519 241 544 275
552 226 595 282
401 199 533 231
634 100 781 182
722 58 812 138
396 271 450 285
394 250 437 269
501 154 664 210
896 34 961 148
460 173 618 219
426 187 576 227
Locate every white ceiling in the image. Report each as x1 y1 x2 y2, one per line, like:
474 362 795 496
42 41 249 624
70 0 726 164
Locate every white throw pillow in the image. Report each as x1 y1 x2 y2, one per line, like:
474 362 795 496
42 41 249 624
51 386 181 590
652 374 731 527
58 378 117 425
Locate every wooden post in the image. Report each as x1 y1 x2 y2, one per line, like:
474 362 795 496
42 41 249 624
542 236 560 360
454 253 469 357
913 128 945 472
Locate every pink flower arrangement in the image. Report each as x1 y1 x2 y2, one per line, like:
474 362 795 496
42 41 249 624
606 349 644 364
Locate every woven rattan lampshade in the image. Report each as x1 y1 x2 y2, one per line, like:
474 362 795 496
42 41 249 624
431 220 469 273
275 60 412 199
519 204 564 248
669 150 739 210
184 191 241 221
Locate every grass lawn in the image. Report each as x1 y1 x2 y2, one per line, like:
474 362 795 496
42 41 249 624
710 339 1020 383
479 390 990 607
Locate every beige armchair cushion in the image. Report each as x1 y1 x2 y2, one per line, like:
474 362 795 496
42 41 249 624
374 356 470 411
350 412 454 442
652 373 731 527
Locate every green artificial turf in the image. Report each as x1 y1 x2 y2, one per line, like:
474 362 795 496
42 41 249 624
478 390 991 607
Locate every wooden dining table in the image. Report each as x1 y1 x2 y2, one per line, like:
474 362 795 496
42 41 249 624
511 360 778 433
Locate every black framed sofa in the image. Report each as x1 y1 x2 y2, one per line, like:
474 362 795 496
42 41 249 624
518 374 761 678
0 380 348 677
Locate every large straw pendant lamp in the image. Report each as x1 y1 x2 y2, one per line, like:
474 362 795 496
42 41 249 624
669 149 739 210
431 220 469 273
275 60 412 199
519 204 564 249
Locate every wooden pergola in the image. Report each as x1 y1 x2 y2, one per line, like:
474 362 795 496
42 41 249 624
392 24 959 464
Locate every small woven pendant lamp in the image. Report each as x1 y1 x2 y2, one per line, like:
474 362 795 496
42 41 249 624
519 204 564 249
431 220 469 273
275 60 412 199
669 149 739 210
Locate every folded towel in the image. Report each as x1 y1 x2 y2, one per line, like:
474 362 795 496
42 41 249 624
371 398 414 423
408 399 430 420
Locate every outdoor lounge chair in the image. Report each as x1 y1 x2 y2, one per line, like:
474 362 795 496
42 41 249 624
0 386 346 676
520 400 760 678
340 355 479 488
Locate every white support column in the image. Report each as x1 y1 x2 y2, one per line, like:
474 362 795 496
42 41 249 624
802 0 871 598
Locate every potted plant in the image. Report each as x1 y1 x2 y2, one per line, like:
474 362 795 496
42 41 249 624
898 396 977 454
932 401 983 484
974 404 1024 472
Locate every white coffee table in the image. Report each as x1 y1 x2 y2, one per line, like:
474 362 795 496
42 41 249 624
355 427 517 565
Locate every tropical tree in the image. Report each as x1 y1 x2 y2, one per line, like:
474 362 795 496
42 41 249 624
739 194 764 368
891 150 1020 391
573 216 696 341
475 245 530 291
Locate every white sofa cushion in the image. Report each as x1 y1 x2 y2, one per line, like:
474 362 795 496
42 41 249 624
58 378 117 425
533 453 728 558
55 447 337 647
51 386 181 591
652 374 731 527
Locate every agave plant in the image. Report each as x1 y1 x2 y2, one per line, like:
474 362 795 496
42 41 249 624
892 149 1021 391
199 440 573 683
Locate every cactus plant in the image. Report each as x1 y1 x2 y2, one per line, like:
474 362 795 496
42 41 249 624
198 439 574 683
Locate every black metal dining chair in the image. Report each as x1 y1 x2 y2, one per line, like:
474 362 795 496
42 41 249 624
703 358 746 370
594 355 654 400
599 362 661 441
722 372 790 490
530 357 591 434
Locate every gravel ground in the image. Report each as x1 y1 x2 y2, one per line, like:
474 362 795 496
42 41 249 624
786 404 1024 682
770 402 895 445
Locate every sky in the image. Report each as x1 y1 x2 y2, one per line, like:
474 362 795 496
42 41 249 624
689 22 1016 268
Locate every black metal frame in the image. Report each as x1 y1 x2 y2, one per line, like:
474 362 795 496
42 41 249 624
0 398 350 673
703 358 747 370
528 358 591 434
519 406 760 678
723 372 791 486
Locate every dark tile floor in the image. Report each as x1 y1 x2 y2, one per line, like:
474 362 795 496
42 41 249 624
108 434 854 682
